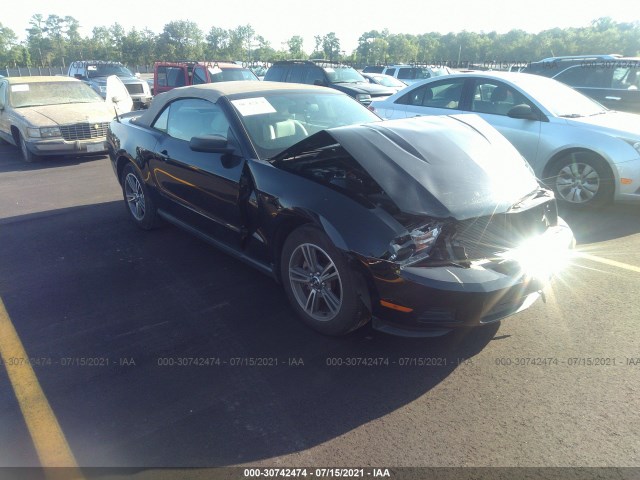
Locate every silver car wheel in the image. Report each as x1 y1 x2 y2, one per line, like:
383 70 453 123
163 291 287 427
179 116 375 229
555 162 600 204
288 243 343 322
124 172 146 221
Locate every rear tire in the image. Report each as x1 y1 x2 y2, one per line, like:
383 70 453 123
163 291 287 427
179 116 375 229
121 163 159 230
280 225 369 336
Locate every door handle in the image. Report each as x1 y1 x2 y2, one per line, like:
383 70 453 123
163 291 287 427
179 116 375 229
158 149 169 160
605 96 621 101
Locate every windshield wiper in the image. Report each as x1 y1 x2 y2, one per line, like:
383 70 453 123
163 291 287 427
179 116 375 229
559 113 584 118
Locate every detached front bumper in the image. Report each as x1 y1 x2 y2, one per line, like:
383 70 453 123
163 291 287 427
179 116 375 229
369 220 575 337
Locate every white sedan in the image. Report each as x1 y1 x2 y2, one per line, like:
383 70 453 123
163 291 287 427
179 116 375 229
370 71 640 207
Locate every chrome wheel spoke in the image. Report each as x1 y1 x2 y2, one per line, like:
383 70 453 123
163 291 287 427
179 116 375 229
304 289 319 315
289 266 310 284
321 289 340 315
301 244 318 271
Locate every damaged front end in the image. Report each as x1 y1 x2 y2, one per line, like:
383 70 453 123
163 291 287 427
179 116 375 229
272 114 575 336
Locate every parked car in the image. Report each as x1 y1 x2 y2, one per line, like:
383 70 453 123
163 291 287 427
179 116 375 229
362 73 407 93
264 60 395 105
107 81 574 337
522 55 640 114
68 60 152 110
370 71 640 208
362 65 386 74
382 65 452 85
0 75 131 162
153 61 259 96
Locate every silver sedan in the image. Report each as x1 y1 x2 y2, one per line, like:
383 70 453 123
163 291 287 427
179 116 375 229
370 71 640 207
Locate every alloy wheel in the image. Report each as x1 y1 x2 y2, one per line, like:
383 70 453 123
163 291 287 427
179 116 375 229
124 172 146 221
288 243 343 322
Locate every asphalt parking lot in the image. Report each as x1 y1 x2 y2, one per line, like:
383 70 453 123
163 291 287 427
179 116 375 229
0 143 639 478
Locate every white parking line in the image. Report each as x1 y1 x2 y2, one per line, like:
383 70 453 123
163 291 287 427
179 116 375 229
574 252 640 274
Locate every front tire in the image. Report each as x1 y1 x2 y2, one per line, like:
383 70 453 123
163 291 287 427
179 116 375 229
19 132 38 163
280 225 369 336
121 163 159 230
548 152 613 207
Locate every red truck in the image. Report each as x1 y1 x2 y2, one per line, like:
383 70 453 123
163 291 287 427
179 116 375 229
153 61 259 95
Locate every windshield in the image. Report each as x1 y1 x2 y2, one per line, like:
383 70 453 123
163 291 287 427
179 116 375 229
230 91 380 160
516 74 607 117
9 81 104 107
208 67 259 82
324 66 366 83
87 64 134 78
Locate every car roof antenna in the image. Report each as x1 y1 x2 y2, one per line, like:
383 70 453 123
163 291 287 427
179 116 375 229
113 105 121 123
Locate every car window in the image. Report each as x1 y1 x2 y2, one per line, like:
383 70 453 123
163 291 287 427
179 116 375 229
286 66 306 83
264 65 287 82
384 68 397 77
193 67 208 85
397 78 465 110
157 67 186 88
155 98 230 142
554 66 609 88
209 67 258 82
305 67 325 86
231 92 379 160
612 67 639 89
0 81 7 108
9 81 103 107
470 80 534 116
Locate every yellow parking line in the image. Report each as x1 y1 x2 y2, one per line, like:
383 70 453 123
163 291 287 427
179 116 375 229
0 297 83 478
575 252 640 274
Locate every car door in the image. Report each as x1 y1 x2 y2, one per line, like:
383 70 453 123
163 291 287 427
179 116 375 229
148 97 244 246
466 78 542 164
385 77 468 119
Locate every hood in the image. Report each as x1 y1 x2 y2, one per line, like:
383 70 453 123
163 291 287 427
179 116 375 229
90 75 138 86
327 115 540 220
333 81 396 96
17 102 115 127
566 111 640 138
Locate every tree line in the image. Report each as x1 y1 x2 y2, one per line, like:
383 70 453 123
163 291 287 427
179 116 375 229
0 15 639 68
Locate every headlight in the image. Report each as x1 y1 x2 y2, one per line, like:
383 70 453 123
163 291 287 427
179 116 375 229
355 93 372 103
622 138 640 155
498 229 573 280
389 223 442 263
27 127 61 138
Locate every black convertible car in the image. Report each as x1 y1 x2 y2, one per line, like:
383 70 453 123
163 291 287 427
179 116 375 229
107 81 575 337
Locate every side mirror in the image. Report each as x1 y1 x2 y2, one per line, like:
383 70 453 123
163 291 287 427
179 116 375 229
190 134 234 154
508 104 540 121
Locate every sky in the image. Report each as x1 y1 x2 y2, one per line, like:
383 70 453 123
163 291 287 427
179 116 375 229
3 0 639 55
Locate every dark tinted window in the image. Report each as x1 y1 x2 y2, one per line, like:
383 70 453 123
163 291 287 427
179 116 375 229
286 65 307 83
554 66 609 88
264 65 288 81
305 66 326 85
